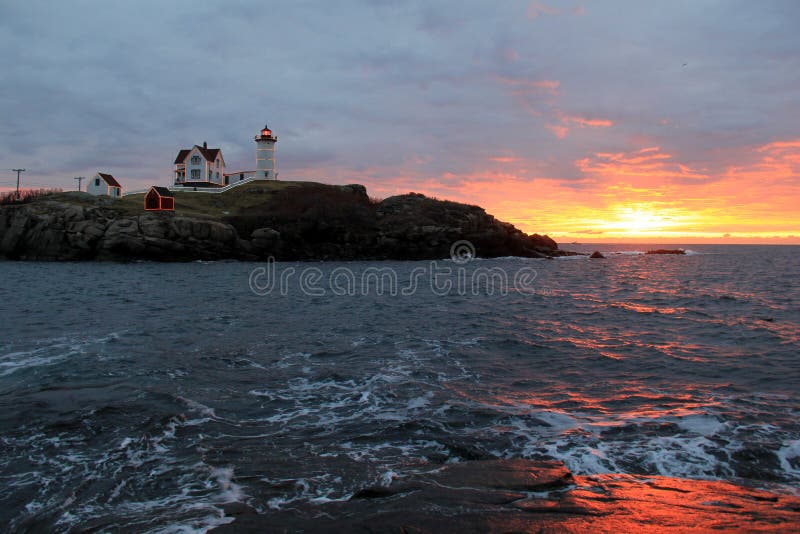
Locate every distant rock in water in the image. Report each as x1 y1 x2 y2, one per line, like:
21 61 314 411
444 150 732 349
589 250 606 259
645 249 686 255
213 459 800 532
0 182 572 261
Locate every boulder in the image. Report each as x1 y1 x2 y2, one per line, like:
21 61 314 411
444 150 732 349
589 250 605 259
138 214 168 239
250 227 280 251
339 184 368 200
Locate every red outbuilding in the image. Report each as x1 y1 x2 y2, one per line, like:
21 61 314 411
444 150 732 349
144 186 175 211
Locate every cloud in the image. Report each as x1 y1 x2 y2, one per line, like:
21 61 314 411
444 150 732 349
546 124 570 139
756 140 800 152
562 116 613 128
496 76 562 123
724 138 800 185
576 146 709 184
527 2 559 19
497 77 561 96
546 111 614 138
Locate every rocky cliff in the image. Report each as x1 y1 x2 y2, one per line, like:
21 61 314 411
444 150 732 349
0 182 564 261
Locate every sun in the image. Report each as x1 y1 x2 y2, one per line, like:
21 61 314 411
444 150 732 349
589 204 688 238
618 207 669 233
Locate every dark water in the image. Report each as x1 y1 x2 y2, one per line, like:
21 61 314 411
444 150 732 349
1 245 799 531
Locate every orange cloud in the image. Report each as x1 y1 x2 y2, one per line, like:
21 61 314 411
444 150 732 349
576 146 708 184
547 111 614 138
546 123 569 139
565 116 613 128
756 140 800 152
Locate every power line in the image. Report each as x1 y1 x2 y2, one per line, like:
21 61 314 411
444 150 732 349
12 169 25 200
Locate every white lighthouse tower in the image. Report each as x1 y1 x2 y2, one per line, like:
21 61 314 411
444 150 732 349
255 124 277 180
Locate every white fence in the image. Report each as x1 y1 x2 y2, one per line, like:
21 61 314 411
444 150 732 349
122 188 149 196
123 176 266 197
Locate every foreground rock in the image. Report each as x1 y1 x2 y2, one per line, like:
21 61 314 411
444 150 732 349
0 204 238 261
646 249 686 255
0 184 569 261
214 459 800 533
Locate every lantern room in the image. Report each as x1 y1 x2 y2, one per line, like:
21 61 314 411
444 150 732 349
256 124 276 141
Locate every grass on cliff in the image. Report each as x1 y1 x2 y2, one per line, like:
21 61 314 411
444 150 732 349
49 181 320 219
1 188 63 205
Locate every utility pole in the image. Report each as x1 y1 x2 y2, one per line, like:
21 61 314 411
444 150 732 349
12 169 25 200
74 176 85 191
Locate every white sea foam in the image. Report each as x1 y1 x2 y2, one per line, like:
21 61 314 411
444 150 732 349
380 469 400 486
778 439 800 476
554 254 590 260
176 396 217 419
675 414 726 437
0 332 121 376
407 392 433 410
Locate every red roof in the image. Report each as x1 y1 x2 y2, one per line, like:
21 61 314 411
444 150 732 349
98 173 121 188
150 186 174 197
174 146 221 164
200 147 220 161
174 149 191 164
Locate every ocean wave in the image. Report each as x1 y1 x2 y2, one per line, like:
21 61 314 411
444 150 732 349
0 333 121 377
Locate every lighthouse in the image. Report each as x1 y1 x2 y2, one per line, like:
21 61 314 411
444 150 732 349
254 124 277 180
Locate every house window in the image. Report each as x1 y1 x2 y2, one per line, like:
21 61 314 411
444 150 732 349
215 172 219 180
191 155 201 164
95 178 100 186
208 170 212 180
191 169 200 180
264 171 269 178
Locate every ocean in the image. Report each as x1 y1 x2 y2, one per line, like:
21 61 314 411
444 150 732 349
1 244 798 531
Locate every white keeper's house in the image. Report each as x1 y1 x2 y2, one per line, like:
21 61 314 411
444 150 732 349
87 172 122 197
173 124 277 188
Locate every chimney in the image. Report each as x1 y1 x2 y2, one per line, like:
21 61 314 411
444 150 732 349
203 141 207 149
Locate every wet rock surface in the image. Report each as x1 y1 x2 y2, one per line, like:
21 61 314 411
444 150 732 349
214 459 800 533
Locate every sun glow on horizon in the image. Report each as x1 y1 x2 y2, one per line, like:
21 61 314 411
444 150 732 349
295 136 800 245
605 205 681 235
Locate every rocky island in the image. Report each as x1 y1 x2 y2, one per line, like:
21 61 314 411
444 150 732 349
0 182 566 261
646 249 687 255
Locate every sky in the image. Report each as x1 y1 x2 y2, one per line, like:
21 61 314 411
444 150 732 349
1 0 798 243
